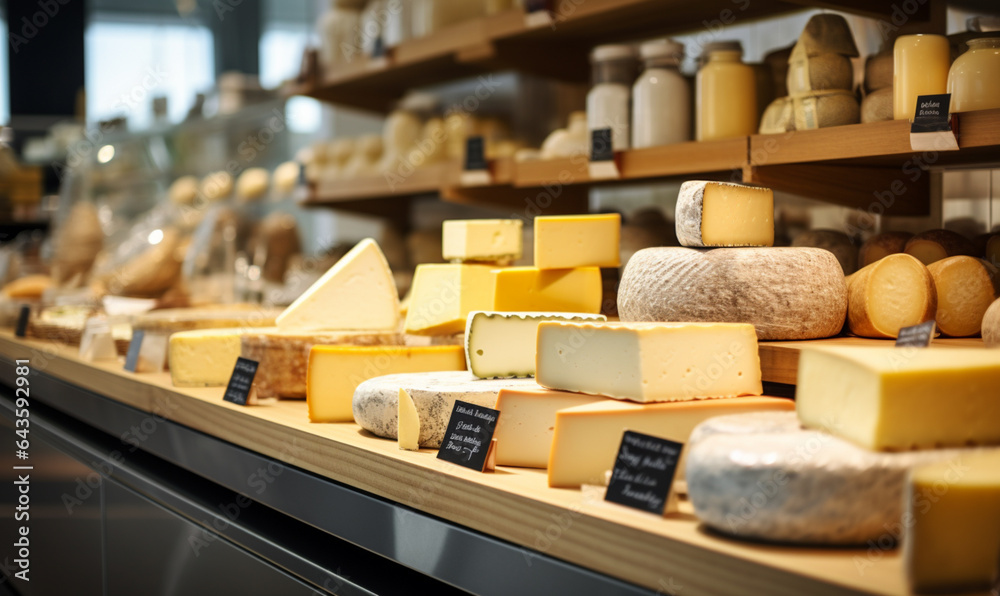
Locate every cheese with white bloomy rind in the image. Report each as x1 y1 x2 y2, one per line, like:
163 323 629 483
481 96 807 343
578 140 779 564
397 389 420 451
353 372 537 447
618 247 847 340
307 345 466 422
675 181 774 248
797 346 1000 451
905 452 1000 593
276 238 400 331
927 255 999 337
536 321 762 403
169 328 244 387
442 219 522 263
533 214 621 269
686 411 999 545
493 387 606 468
465 311 606 379
548 397 794 488
845 253 936 338
404 263 496 336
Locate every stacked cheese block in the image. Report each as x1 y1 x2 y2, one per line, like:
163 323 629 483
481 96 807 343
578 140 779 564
759 14 860 133
686 346 1000 592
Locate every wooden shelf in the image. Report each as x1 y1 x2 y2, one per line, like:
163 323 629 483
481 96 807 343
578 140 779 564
0 330 934 596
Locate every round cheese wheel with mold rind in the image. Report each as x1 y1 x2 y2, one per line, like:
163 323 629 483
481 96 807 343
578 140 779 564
861 86 894 123
618 247 847 340
845 253 936 338
864 51 893 92
792 90 859 130
786 53 854 96
353 371 537 447
686 411 1000 545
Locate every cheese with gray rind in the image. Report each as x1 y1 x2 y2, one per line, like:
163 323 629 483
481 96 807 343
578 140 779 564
353 371 537 447
686 412 1000 545
617 247 847 340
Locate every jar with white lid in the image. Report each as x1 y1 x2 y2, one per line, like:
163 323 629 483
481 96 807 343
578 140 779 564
632 38 690 148
696 43 757 141
587 44 638 152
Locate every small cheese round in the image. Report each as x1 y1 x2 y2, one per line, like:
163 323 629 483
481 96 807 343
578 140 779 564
200 171 233 202
236 168 270 202
168 176 200 205
904 229 975 265
272 161 301 195
618 247 847 340
861 86 893 123
983 298 1000 347
845 253 936 338
786 53 854 96
759 97 795 134
791 228 857 274
858 230 912 268
864 51 893 92
794 14 859 57
926 256 999 337
791 90 859 130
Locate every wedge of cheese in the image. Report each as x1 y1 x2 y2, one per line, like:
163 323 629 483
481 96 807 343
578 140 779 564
675 182 774 248
845 253 936 338
536 321 763 402
307 345 465 422
533 214 621 269
905 452 1000 593
493 387 606 468
442 219 522 263
169 328 244 387
548 397 794 488
797 346 1000 450
404 264 496 335
276 238 399 331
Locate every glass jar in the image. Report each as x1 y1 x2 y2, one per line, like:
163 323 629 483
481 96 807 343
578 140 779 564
948 37 1000 113
893 34 950 121
632 39 690 148
318 0 364 67
696 46 757 141
586 44 637 152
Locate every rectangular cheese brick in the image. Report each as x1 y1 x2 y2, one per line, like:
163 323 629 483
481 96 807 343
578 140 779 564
536 321 763 402
404 264 496 335
492 267 602 314
493 387 606 468
307 345 466 422
548 397 794 488
169 328 243 387
797 347 1000 450
534 214 620 269
442 219 522 263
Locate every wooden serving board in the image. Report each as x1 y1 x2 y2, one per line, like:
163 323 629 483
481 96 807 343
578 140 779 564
1 330 987 596
758 336 985 385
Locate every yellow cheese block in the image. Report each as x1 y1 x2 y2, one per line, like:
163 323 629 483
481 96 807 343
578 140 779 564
306 345 466 422
548 396 794 488
493 387 606 468
927 255 999 337
905 451 1000 593
168 328 244 387
492 267 602 313
442 219 522 263
534 214 621 269
397 388 420 451
404 264 496 335
675 181 774 248
797 347 1000 450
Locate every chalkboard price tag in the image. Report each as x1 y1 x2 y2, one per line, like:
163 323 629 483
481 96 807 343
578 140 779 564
436 400 500 472
14 305 30 338
605 430 683 515
224 357 259 406
123 329 145 372
589 128 620 179
464 136 488 171
896 320 936 348
910 94 958 151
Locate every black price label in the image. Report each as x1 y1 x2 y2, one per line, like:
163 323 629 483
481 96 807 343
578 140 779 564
123 329 145 372
14 305 29 338
896 320 936 348
371 36 386 59
436 400 500 472
223 357 259 406
605 430 683 515
524 0 550 11
464 136 488 171
590 128 614 163
911 94 952 133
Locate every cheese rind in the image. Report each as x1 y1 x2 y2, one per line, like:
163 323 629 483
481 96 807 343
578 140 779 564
904 228 975 265
404 264 496 335
983 297 1000 347
493 387 606 468
786 53 854 96
492 267 602 314
306 345 466 422
397 389 420 451
905 452 1000 593
858 231 912 268
796 346 1000 450
926 255 999 337
618 247 847 340
442 219 522 263
465 311 606 378
675 181 774 248
276 238 400 331
845 253 936 338
533 214 621 269
169 328 244 387
548 397 794 488
536 321 763 402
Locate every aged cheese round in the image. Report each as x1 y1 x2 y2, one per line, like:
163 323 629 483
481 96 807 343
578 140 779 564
861 86 894 123
618 247 847 340
983 298 1000 347
791 228 857 274
200 171 233 202
686 412 1000 545
353 372 537 447
169 176 200 206
794 14 859 58
236 167 270 201
786 53 854 96
273 161 301 195
904 229 975 265
927 256 999 337
792 90 859 130
758 97 795 134
858 231 912 268
845 253 936 338
864 51 893 92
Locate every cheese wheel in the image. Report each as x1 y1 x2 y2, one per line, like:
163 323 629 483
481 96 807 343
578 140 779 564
791 228 857 274
861 86 893 123
905 229 976 265
926 256 999 337
858 231 913 268
3 274 53 299
983 298 1000 347
168 176 200 206
786 53 854 96
236 167 270 201
864 51 893 92
617 247 847 340
792 90 859 130
794 14 859 58
986 234 1000 268
758 96 795 134
845 254 936 338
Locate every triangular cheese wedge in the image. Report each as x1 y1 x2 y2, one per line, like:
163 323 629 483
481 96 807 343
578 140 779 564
276 238 400 331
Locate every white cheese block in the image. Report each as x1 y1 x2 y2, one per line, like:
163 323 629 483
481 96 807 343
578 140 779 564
536 321 762 402
353 372 537 447
397 389 420 451
675 181 774 248
464 311 606 379
685 411 1000 545
169 328 244 387
617 247 848 340
276 238 400 331
493 387 606 468
442 219 522 263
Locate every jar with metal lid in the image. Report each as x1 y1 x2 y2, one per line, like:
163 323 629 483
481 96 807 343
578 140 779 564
696 43 757 141
948 37 1000 112
587 44 638 152
632 38 690 148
